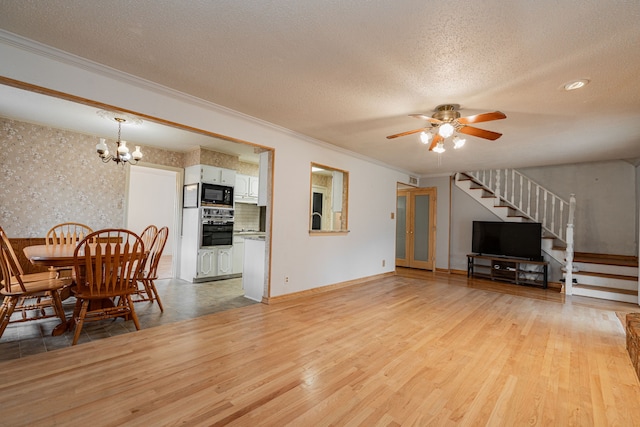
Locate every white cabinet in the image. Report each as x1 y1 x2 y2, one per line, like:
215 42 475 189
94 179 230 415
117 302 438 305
235 174 259 203
184 165 201 185
248 176 259 198
217 247 233 275
179 208 199 282
232 235 245 274
184 165 236 186
235 175 250 198
197 249 216 278
196 247 233 279
243 237 265 302
203 166 235 185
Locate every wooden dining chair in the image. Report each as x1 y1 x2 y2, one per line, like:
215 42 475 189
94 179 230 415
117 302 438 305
133 226 168 312
0 226 68 327
140 225 158 252
0 232 73 339
71 229 145 345
46 222 93 246
46 222 94 279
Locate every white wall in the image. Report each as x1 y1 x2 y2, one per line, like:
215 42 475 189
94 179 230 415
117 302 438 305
0 33 410 298
127 166 177 255
520 161 637 255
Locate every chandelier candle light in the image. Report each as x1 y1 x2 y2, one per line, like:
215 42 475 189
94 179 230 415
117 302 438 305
95 110 143 165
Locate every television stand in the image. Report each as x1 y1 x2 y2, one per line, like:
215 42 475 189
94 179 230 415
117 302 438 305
467 254 548 289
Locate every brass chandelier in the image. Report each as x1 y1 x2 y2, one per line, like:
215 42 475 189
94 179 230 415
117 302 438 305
95 110 143 165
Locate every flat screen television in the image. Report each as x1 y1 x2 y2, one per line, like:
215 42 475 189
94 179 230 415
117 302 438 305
472 221 542 261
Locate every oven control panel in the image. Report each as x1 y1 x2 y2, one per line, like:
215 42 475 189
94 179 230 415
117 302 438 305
201 207 234 224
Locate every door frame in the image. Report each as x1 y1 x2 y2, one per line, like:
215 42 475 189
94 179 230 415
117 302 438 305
124 163 183 279
396 186 437 270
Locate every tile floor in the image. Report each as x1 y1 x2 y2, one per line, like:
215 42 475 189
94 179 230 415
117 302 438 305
0 277 257 361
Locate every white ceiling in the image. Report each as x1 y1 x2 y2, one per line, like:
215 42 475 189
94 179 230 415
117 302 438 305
0 84 261 163
1 1 640 176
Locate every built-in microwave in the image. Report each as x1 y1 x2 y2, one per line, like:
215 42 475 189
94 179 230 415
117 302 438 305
201 183 234 207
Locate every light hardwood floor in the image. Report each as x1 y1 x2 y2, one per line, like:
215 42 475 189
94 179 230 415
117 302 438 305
1 271 640 426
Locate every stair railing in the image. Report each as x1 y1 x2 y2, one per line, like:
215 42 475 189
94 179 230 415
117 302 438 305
466 169 571 243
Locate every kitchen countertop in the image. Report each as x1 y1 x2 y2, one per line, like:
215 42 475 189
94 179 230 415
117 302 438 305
234 230 265 236
244 235 265 241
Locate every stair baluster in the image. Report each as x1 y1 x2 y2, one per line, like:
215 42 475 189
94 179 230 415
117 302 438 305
565 194 576 295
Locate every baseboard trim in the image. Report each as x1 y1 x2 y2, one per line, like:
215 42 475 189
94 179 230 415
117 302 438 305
263 271 396 305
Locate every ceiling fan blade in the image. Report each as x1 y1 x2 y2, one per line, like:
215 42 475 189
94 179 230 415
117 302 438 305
458 125 503 140
386 127 427 139
409 114 443 125
457 111 506 125
428 134 443 151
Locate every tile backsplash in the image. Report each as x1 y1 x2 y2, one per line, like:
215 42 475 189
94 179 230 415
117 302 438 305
234 203 261 231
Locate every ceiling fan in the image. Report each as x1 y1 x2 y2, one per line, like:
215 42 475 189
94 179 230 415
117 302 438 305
386 104 506 152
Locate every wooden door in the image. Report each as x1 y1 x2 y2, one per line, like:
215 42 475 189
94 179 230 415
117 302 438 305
396 187 436 270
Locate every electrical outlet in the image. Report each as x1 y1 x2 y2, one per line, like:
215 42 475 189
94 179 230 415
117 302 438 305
382 260 386 267
390 212 395 220
285 276 289 283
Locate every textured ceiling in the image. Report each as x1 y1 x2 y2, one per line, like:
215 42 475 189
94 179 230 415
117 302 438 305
1 0 640 175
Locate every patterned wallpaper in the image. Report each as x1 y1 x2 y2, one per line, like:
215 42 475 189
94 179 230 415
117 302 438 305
0 118 128 237
1 117 260 238
237 161 259 176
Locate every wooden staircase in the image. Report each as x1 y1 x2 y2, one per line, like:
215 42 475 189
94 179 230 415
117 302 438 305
570 252 638 304
456 171 639 304
455 172 568 266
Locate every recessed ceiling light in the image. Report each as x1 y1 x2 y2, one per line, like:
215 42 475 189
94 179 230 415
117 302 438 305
563 79 590 91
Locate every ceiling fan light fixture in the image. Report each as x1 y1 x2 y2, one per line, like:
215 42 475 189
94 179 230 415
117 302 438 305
419 131 433 144
433 142 446 153
453 136 466 149
438 122 454 138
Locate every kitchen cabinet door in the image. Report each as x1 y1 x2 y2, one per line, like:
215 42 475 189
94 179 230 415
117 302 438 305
217 247 233 275
220 168 236 186
201 166 222 184
235 174 250 198
248 176 259 198
197 249 217 278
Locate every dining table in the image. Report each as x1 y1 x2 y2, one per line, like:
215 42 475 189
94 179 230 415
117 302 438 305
23 243 80 268
23 242 146 334
23 242 146 267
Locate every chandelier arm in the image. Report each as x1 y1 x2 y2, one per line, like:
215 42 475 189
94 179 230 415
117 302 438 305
96 113 142 165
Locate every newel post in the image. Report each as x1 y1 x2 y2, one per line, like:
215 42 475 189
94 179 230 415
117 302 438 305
565 193 576 295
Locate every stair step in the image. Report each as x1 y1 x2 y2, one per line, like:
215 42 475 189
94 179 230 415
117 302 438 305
573 252 638 267
574 270 637 281
570 270 638 291
573 260 638 277
572 284 638 304
573 284 637 295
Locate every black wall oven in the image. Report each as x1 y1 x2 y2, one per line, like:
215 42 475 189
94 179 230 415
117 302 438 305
200 207 234 247
201 223 233 247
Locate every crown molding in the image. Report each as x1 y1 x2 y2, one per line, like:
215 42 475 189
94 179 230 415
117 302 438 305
0 29 412 177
